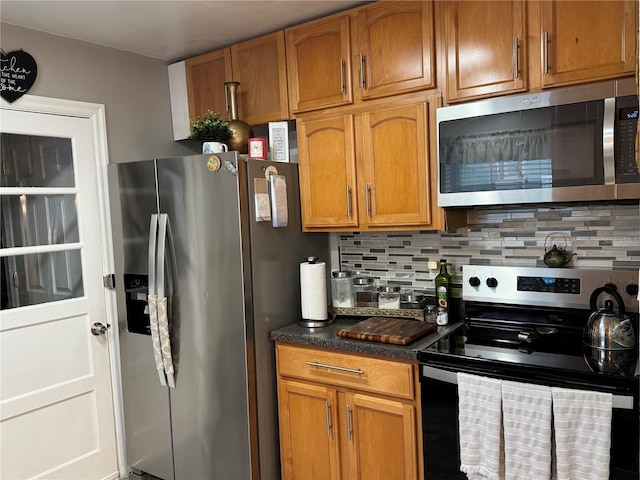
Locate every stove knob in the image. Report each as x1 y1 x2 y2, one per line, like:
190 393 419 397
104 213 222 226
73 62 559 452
626 283 639 297
469 276 481 287
486 277 498 288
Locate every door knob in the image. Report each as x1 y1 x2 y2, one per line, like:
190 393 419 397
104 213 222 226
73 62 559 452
91 322 110 336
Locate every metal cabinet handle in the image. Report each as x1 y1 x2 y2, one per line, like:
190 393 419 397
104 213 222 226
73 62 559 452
359 53 365 88
346 405 353 441
346 185 352 218
340 58 345 93
543 31 549 74
513 37 519 79
365 184 371 217
325 401 332 436
305 361 364 375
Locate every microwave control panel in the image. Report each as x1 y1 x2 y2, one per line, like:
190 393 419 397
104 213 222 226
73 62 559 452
615 95 639 183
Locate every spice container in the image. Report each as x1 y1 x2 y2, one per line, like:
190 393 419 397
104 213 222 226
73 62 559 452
378 285 401 309
353 276 377 307
331 271 355 308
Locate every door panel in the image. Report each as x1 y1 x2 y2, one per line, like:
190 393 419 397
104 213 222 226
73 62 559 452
0 110 117 480
360 102 430 226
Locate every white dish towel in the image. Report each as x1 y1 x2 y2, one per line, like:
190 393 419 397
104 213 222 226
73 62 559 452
502 380 552 480
457 372 504 480
551 387 613 480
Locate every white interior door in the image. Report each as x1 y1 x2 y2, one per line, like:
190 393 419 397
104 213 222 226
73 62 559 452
0 106 119 479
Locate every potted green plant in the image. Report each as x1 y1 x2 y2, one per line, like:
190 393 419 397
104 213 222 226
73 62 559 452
189 110 232 144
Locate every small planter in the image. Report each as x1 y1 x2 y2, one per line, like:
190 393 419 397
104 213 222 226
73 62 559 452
189 111 232 149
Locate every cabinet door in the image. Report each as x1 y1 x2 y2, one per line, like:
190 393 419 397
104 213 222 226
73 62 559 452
359 102 431 228
231 31 289 125
286 16 353 113
278 380 341 480
444 0 526 102
343 392 418 480
185 48 233 122
541 0 637 86
297 114 359 229
356 1 435 101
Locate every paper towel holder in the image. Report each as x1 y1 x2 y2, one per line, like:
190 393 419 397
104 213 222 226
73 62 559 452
298 256 334 328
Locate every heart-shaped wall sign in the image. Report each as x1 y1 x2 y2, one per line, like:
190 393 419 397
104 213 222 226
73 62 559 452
1 50 38 103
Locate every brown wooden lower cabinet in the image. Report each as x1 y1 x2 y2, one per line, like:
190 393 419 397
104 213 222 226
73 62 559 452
276 343 423 480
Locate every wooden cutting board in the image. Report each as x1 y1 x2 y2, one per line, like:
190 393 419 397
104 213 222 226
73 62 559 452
337 317 437 346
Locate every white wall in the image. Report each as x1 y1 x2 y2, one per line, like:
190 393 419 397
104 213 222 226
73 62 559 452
1 23 198 164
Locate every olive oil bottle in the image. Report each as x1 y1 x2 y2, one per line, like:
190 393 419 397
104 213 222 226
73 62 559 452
435 259 451 310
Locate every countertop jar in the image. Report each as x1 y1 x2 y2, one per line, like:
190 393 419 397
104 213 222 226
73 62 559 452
378 285 401 309
331 271 355 308
352 276 377 307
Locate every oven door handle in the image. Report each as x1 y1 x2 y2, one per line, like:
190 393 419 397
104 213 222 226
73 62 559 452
421 365 635 410
422 365 458 385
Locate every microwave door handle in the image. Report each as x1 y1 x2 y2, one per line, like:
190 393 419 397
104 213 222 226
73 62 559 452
156 213 176 388
147 214 167 386
602 97 616 185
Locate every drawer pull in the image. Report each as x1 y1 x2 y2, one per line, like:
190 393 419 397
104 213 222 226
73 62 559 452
305 361 364 375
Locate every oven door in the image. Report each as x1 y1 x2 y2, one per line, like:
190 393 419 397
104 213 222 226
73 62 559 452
420 364 639 480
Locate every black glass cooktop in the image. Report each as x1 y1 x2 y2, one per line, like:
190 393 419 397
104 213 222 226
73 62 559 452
419 310 639 394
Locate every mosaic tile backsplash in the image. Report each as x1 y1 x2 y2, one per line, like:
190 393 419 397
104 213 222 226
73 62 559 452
338 203 640 296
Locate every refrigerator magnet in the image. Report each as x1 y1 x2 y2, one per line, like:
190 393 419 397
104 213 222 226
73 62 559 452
263 165 278 179
206 155 221 172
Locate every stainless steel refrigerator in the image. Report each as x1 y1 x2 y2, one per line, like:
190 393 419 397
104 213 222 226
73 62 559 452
111 152 328 480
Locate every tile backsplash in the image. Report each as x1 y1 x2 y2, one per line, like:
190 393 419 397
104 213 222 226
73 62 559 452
337 203 640 295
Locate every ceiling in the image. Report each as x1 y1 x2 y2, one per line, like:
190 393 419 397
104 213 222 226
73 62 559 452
1 0 369 64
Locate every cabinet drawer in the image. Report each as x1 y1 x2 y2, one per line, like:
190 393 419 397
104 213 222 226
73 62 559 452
276 343 415 399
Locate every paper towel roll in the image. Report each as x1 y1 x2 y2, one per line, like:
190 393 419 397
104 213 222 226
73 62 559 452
300 260 328 321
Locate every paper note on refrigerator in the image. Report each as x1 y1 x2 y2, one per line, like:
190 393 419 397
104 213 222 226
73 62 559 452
269 174 288 227
254 178 271 222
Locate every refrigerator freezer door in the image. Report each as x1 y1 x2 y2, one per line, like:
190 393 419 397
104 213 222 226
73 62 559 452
244 159 329 480
155 153 252 480
115 159 174 480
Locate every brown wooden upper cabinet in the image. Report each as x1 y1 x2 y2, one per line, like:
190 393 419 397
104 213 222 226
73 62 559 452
356 0 435 102
297 95 444 232
286 1 436 114
444 0 527 102
231 31 290 125
185 48 233 122
183 32 289 129
443 0 637 102
541 0 637 87
286 15 353 114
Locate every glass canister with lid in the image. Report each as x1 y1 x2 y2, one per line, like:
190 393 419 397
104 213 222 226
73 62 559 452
352 276 377 307
331 270 355 308
378 285 401 309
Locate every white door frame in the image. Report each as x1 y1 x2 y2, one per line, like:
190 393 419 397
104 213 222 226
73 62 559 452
1 94 126 478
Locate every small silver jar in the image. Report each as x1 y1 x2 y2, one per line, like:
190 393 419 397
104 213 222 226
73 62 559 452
378 285 401 309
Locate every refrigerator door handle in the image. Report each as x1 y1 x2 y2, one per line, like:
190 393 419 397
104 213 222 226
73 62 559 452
156 213 176 388
147 214 167 386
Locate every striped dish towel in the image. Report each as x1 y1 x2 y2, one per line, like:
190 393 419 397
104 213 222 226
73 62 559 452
502 381 552 480
457 372 504 480
551 387 613 480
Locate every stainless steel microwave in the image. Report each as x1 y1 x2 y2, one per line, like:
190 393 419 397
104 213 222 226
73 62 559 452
437 78 639 208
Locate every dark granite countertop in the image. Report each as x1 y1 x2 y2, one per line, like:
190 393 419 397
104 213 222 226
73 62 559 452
270 317 463 361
